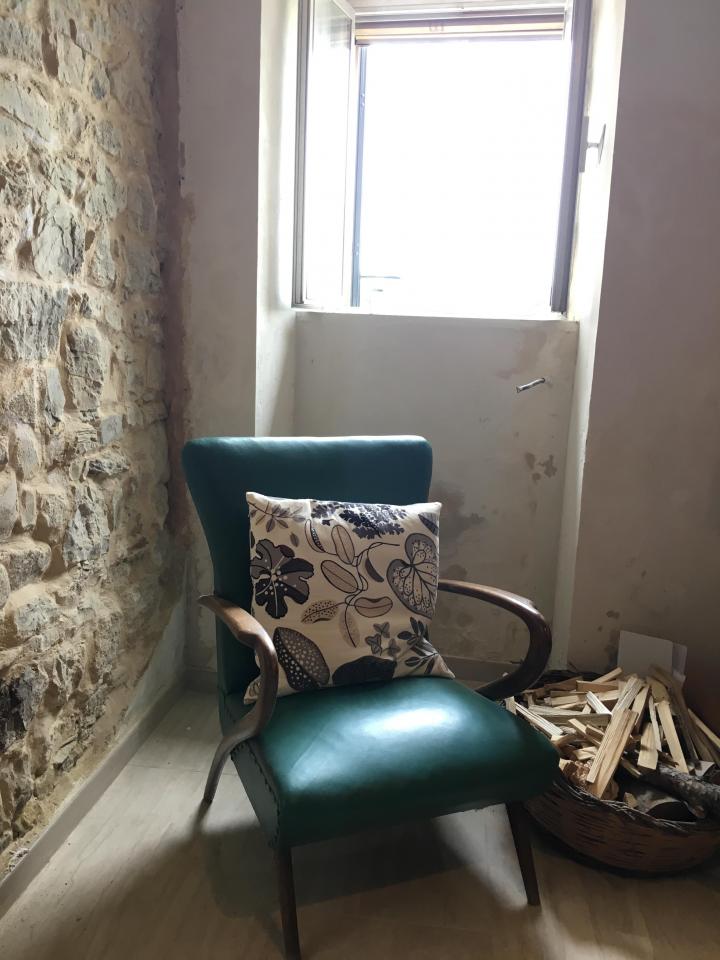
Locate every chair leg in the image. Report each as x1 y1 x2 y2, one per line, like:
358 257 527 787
506 802 540 906
275 846 301 960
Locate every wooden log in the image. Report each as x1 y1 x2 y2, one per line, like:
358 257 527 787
656 699 689 774
586 709 637 798
641 763 720 818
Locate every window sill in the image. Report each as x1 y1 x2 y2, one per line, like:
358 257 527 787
294 306 573 325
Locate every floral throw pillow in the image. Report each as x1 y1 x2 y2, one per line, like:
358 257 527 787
244 493 454 701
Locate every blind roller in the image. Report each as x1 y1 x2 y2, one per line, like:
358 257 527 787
355 3 567 43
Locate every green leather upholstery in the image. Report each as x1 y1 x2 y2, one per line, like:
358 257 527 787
182 436 558 849
182 436 432 696
222 677 558 847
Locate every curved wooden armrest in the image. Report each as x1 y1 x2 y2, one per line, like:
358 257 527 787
437 579 551 701
199 595 279 803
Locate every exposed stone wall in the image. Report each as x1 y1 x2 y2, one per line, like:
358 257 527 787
0 0 180 863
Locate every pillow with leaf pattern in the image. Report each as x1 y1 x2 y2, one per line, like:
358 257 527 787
244 492 454 702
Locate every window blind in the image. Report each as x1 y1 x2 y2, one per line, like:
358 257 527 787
355 4 566 43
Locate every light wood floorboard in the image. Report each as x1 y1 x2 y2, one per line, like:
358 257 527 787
1 691 719 959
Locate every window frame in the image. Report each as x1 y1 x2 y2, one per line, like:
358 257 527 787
293 0 593 316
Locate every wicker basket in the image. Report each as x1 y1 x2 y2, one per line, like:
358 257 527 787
525 776 720 874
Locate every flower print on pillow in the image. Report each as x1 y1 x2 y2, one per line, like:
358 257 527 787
249 539 314 619
246 492 454 702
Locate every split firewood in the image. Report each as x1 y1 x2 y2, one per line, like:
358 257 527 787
586 709 637 798
509 667 720 818
651 666 701 763
515 703 564 739
594 667 623 683
648 695 662 751
638 721 658 771
631 684 650 732
656 699 689 774
585 691 612 716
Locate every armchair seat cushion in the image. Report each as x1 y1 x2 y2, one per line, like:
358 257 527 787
223 677 558 847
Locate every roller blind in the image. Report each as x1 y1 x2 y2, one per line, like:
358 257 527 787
354 2 566 43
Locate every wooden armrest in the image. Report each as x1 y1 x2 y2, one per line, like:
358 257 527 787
437 579 551 701
199 595 279 803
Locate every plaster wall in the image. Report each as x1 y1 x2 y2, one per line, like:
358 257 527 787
294 313 578 662
255 0 298 438
560 0 720 724
177 0 262 668
553 0 627 664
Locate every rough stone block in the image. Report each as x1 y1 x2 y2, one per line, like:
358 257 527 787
95 118 121 157
0 663 49 751
85 449 130 479
0 564 9 609
123 240 161 296
0 76 55 146
43 366 66 425
31 195 85 281
98 414 123 445
10 423 41 480
63 483 110 566
0 471 18 542
87 225 116 289
3 588 57 650
56 33 85 88
64 322 107 411
16 487 36 533
0 539 51 590
38 154 81 200
0 157 31 207
35 487 70 544
0 281 68 361
127 177 156 234
0 19 43 70
82 159 126 223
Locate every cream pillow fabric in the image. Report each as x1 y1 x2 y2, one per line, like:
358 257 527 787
244 493 454 701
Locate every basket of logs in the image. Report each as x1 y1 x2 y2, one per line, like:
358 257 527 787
509 666 720 874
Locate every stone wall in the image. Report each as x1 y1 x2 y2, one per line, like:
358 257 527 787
0 0 180 864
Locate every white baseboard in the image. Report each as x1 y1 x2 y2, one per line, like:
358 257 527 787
0 681 182 919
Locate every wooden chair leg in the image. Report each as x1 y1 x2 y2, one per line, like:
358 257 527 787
506 802 540 906
275 846 301 960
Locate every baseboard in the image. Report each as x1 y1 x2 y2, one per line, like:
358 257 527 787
0 680 182 919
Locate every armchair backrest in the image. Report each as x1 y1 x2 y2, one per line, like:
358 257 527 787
182 436 433 696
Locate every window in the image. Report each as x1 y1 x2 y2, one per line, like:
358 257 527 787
294 1 592 316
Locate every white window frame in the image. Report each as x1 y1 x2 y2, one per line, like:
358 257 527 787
293 0 593 316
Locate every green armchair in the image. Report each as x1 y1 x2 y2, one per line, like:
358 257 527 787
183 436 557 960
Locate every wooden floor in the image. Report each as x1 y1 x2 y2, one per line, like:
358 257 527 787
1 691 719 960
